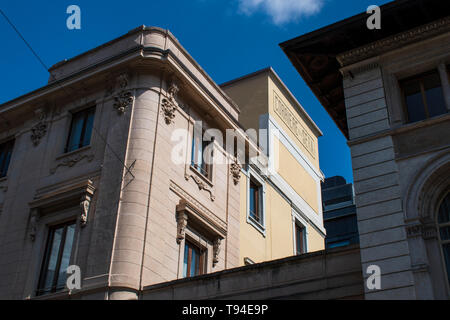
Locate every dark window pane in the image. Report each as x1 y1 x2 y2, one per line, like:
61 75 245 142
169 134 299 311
296 225 305 254
56 224 76 289
443 244 450 285
438 193 450 285
67 113 85 152
43 227 63 293
249 180 260 222
66 107 95 153
81 109 95 148
440 226 450 241
38 221 76 295
438 194 450 224
403 80 426 123
0 140 14 178
423 72 447 117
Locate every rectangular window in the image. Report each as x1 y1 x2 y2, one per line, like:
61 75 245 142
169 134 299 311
401 70 447 123
0 140 14 178
37 221 76 296
183 240 205 278
66 107 96 153
249 179 261 223
295 224 306 255
191 133 212 180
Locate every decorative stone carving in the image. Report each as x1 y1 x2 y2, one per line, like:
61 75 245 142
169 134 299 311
105 72 130 97
176 211 189 244
113 90 134 115
30 108 48 146
50 154 95 174
170 181 227 232
117 73 129 89
185 173 215 201
213 238 222 267
230 157 242 185
80 193 92 227
161 82 179 125
406 222 438 240
29 208 39 241
31 122 48 146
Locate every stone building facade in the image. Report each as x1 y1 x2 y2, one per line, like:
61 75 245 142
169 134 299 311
0 26 255 300
281 0 450 299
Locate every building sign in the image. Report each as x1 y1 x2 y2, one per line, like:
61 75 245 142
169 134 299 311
273 92 315 158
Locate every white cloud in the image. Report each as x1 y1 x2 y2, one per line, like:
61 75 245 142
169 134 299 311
238 0 324 25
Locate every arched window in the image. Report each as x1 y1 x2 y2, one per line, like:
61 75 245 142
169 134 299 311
438 192 450 285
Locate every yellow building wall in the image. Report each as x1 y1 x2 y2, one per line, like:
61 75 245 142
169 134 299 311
274 136 319 213
239 172 324 265
268 77 320 170
239 174 295 264
307 226 325 252
239 174 269 263
222 73 268 132
266 185 294 260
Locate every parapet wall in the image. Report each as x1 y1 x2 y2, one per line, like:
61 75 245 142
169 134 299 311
141 245 364 300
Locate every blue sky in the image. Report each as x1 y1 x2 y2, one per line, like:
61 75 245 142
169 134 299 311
0 0 392 183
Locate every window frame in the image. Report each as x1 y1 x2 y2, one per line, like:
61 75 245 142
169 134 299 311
0 139 14 179
36 220 77 296
65 106 96 154
400 70 447 124
183 239 206 278
292 211 309 256
249 179 261 222
190 131 214 181
246 167 266 235
295 222 306 255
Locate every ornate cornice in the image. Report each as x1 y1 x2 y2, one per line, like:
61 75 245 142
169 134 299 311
338 17 450 67
28 179 96 240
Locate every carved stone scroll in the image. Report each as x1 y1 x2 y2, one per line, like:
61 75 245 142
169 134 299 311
161 82 180 124
31 108 48 146
230 157 242 186
176 211 189 244
213 238 222 267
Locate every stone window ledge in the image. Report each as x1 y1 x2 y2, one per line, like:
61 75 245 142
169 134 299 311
56 145 92 161
189 165 213 187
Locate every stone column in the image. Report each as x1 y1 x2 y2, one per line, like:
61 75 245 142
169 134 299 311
108 76 162 299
